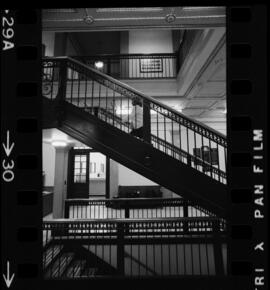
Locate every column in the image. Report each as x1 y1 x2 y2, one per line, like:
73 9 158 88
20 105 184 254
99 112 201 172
52 145 70 218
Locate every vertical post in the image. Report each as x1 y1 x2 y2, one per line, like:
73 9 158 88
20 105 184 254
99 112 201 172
183 201 189 233
143 99 151 143
55 59 67 125
187 154 192 167
107 58 111 75
213 220 224 276
175 53 179 74
125 207 129 219
56 59 67 104
117 223 125 275
64 201 69 218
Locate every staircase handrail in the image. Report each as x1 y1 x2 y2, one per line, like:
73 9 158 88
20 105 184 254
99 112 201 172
43 56 227 147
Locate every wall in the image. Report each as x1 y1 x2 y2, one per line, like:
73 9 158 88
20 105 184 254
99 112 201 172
42 31 55 56
118 164 157 186
66 36 78 55
126 30 174 79
42 142 55 186
75 31 121 55
109 159 119 198
120 31 129 54
89 180 105 196
66 34 82 56
128 30 173 54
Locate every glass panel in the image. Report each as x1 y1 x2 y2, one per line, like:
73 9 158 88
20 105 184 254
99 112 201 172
75 156 80 162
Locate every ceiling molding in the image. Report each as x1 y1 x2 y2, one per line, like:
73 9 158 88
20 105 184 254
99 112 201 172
96 8 164 13
42 7 226 32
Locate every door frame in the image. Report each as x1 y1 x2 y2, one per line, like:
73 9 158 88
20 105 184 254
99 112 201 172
67 147 110 199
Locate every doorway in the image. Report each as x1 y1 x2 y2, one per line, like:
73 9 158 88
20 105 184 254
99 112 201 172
89 152 106 197
67 148 108 199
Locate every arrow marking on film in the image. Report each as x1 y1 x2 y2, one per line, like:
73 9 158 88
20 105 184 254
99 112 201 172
2 131 14 157
3 261 15 288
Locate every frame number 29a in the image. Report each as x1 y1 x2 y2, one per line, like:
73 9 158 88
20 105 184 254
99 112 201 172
2 10 15 51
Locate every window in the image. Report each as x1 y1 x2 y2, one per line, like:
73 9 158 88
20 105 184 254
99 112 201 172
74 155 87 183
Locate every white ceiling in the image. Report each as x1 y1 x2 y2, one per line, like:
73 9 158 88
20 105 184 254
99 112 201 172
43 128 88 147
42 7 226 32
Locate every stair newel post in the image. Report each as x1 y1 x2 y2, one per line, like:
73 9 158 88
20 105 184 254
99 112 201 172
213 219 224 276
117 222 125 275
143 99 151 143
55 59 68 126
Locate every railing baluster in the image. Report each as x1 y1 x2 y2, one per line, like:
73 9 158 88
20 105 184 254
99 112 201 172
194 131 197 170
77 69 80 106
91 79 94 112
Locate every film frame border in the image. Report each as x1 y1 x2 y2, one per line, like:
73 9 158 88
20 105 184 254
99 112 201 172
0 5 268 290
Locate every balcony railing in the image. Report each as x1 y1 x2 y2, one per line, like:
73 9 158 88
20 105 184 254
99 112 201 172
72 53 177 79
64 198 217 220
43 217 227 278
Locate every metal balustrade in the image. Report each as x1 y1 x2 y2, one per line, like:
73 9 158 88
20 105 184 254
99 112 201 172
73 53 177 79
42 57 227 184
43 217 227 278
64 198 216 220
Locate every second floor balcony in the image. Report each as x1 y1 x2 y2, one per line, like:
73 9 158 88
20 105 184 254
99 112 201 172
72 53 178 80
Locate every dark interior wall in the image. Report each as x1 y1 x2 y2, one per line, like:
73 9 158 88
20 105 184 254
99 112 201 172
66 34 83 55
172 30 184 52
70 31 121 55
54 33 67 56
120 31 129 54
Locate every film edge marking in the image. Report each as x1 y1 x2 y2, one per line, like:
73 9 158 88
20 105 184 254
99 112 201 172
252 129 265 289
2 261 15 288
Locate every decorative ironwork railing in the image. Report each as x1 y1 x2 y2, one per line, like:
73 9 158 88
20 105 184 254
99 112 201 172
73 53 177 79
64 198 217 220
42 57 227 184
43 217 227 278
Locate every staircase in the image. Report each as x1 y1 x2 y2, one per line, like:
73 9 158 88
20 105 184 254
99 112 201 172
42 57 227 218
43 243 118 279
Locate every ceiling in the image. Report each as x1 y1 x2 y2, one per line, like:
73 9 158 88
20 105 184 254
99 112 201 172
42 7 226 135
43 128 88 147
42 7 225 32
